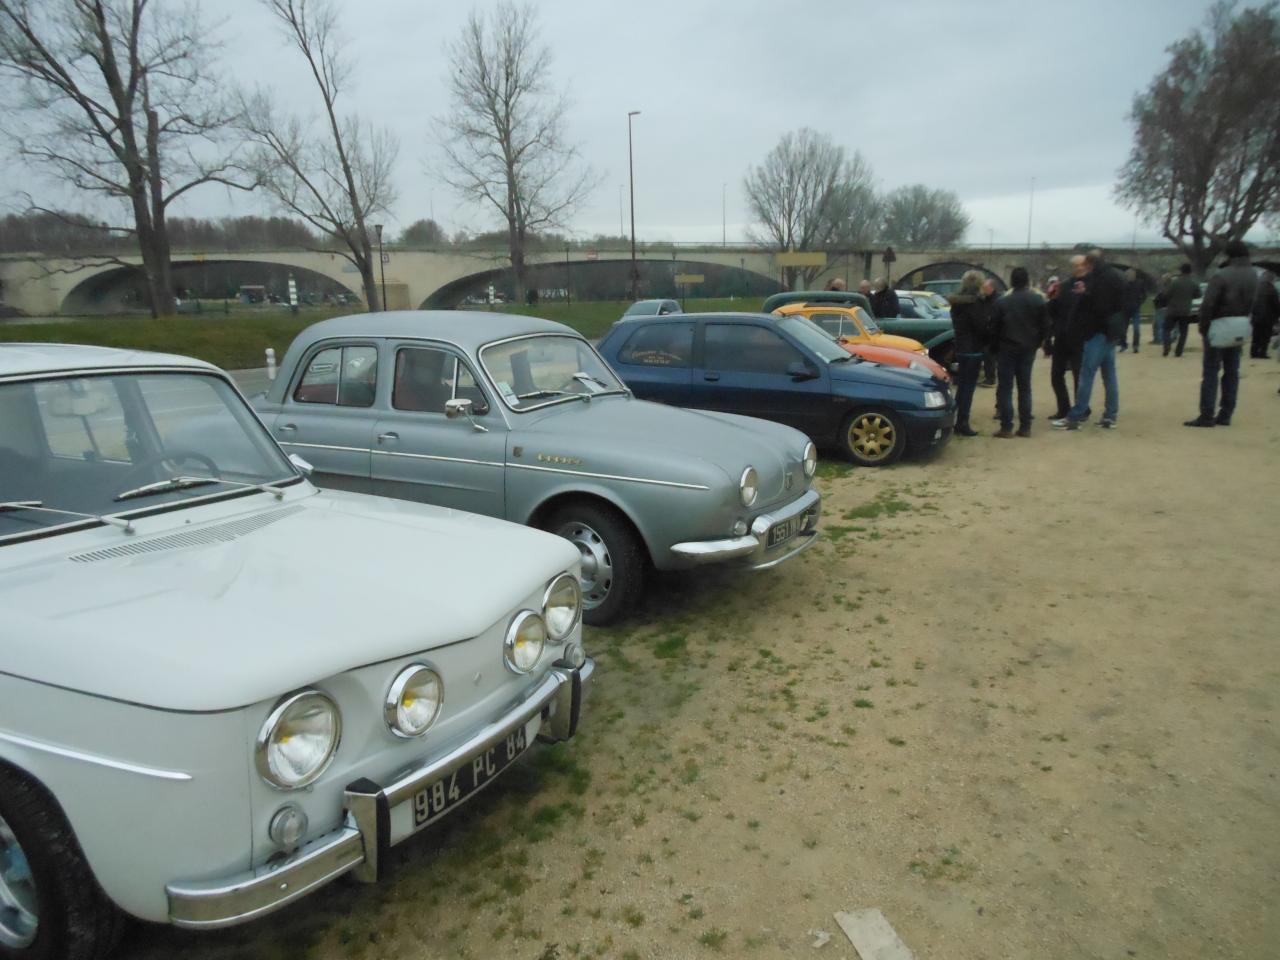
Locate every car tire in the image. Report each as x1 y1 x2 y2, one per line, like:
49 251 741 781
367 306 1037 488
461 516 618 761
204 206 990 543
840 408 907 467
545 502 645 627
0 766 123 960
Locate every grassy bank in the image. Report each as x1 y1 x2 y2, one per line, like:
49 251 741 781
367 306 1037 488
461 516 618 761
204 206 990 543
0 298 767 369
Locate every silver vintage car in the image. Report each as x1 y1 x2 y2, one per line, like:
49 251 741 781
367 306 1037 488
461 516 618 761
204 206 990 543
254 312 823 624
0 344 593 959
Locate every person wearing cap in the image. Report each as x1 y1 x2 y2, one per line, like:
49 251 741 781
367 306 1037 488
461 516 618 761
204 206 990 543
1185 240 1257 427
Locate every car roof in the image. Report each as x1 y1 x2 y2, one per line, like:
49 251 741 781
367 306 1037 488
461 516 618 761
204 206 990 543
0 342 218 378
289 310 580 351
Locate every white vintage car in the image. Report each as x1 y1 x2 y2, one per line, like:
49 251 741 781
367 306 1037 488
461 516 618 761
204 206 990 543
0 344 593 959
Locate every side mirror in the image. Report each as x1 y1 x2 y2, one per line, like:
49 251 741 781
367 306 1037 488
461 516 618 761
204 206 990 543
787 361 818 381
288 453 314 477
445 397 490 433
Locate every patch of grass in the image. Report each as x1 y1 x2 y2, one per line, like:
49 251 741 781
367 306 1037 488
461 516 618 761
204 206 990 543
814 460 854 481
887 736 907 747
854 698 874 709
621 906 646 928
698 928 729 950
653 632 689 659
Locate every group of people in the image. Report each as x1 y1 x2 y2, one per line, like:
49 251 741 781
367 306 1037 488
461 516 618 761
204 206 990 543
945 241 1276 438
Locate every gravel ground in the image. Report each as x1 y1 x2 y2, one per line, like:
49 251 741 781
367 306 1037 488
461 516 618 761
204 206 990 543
125 346 1280 960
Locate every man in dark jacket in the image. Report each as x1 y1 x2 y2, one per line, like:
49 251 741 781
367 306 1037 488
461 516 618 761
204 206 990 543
979 278 999 387
989 267 1048 437
1046 255 1087 418
1250 270 1279 359
1053 249 1123 430
869 278 899 319
1163 264 1200 357
947 271 991 437
1120 270 1145 352
1185 240 1258 427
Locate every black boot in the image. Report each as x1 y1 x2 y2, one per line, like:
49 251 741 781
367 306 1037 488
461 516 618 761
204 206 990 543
955 422 978 437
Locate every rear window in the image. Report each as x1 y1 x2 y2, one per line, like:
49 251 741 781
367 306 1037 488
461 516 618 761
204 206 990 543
617 322 694 367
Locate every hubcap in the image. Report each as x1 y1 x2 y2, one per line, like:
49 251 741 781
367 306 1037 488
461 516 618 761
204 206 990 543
0 813 38 949
556 521 613 609
850 414 895 462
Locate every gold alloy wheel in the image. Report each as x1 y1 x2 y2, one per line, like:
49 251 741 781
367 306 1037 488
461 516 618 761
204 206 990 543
848 413 896 463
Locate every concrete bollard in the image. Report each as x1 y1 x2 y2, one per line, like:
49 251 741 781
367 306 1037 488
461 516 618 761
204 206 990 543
265 347 277 381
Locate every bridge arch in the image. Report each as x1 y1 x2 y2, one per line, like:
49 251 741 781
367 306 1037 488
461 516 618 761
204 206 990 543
894 260 1007 293
59 258 361 313
420 256 781 309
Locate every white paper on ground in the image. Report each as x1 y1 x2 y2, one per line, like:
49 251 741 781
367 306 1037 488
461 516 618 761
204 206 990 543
833 909 916 960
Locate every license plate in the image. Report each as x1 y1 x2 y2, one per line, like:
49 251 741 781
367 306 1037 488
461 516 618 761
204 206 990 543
411 725 529 828
767 517 797 549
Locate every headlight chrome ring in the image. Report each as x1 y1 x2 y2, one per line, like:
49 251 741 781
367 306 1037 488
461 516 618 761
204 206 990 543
542 573 582 642
255 689 341 790
504 610 547 674
802 441 817 478
739 466 759 507
384 664 444 739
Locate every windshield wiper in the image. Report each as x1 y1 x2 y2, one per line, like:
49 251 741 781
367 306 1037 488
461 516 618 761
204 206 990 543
0 500 135 534
515 389 591 403
115 475 289 503
829 354 854 363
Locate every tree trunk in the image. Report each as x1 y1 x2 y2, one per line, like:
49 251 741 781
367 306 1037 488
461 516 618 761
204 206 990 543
508 219 527 304
356 237 381 311
145 106 176 317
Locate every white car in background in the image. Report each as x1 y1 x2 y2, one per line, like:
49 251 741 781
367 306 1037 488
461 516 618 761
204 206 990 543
0 344 593 959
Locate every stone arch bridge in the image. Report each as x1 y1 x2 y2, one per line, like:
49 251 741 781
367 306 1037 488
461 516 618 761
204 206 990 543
3 244 1271 317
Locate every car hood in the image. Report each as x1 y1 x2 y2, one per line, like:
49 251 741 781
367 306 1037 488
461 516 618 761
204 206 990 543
827 358 937 391
513 395 809 504
0 489 578 711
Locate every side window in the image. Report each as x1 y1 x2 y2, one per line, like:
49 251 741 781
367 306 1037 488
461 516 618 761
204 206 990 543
34 378 132 462
703 324 804 375
294 345 378 407
393 347 489 414
810 312 847 337
618 322 694 368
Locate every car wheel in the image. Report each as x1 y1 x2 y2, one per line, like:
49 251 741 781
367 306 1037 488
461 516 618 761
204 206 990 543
841 409 907 467
0 767 122 960
546 502 645 626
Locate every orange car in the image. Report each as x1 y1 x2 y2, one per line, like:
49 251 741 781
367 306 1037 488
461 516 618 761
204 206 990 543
772 302 949 381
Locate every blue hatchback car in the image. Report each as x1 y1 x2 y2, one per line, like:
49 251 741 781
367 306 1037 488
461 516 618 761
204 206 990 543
597 312 955 467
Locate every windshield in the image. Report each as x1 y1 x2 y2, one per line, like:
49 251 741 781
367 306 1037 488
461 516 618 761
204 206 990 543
0 372 297 541
774 316 850 363
855 307 882 335
480 335 628 411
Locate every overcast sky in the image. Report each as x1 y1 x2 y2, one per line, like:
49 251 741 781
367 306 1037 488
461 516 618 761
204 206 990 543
6 0 1237 246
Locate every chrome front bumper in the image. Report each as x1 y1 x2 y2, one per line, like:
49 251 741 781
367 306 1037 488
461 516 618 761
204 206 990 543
670 488 821 569
166 658 594 929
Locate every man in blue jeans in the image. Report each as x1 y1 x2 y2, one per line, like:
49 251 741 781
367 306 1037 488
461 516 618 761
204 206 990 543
1185 240 1257 427
989 267 1048 437
1052 249 1124 430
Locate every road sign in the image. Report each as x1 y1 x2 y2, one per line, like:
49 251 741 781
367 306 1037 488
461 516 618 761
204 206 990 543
776 251 827 267
586 250 599 261
674 273 704 284
381 252 391 264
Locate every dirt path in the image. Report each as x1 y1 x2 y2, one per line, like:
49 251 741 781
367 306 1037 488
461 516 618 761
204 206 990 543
126 346 1280 960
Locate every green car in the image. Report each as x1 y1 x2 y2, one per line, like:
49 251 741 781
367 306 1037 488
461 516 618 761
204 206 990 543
762 290 956 365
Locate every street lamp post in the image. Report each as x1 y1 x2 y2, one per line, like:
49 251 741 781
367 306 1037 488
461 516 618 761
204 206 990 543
373 223 387 310
721 182 726 247
627 110 641 301
565 244 571 306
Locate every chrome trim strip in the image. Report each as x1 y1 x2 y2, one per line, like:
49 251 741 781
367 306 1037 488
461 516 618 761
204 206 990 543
0 730 192 781
507 461 709 490
371 449 504 468
277 441 371 455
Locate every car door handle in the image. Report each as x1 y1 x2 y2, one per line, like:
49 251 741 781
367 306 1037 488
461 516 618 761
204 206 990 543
277 423 296 433
703 372 720 382
377 432 399 443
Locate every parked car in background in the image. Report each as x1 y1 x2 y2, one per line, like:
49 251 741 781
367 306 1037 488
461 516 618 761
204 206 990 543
897 291 951 320
255 312 821 624
622 299 682 318
766 290 958 366
0 343 593 959
772 302 928 354
598 312 954 467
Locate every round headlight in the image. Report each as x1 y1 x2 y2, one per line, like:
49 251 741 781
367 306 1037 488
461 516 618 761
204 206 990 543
542 573 582 642
504 610 546 674
802 441 817 478
384 664 443 739
739 466 759 507
256 690 341 790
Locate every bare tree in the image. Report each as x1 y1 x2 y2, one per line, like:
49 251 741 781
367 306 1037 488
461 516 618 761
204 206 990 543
880 185 969 247
438 2 596 303
399 218 446 246
743 129 880 287
1117 1 1280 275
0 0 249 316
240 0 397 310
